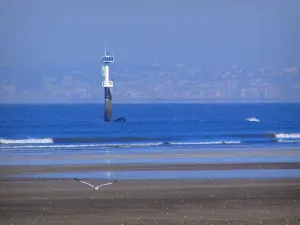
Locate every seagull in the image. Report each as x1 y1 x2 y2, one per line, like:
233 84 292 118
73 178 118 190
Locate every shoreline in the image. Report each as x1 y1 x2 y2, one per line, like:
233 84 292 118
1 162 300 177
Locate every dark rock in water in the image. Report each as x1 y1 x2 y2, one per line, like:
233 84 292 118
114 117 126 122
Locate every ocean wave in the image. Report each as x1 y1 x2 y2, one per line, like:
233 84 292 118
245 117 260 122
0 141 163 148
0 137 234 145
0 140 242 150
169 141 241 145
0 137 165 144
2 131 300 145
274 133 300 139
1 132 300 147
277 140 300 143
0 138 53 144
0 134 267 144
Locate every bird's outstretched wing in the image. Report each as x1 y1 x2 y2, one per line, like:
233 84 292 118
73 178 96 188
95 180 119 189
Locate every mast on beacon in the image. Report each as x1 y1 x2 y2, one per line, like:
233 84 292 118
101 49 114 122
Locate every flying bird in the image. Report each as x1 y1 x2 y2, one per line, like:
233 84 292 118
73 178 118 190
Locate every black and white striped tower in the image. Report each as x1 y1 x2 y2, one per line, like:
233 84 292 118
101 50 114 122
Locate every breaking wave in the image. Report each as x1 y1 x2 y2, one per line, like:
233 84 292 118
169 141 241 145
272 133 300 144
0 138 53 144
0 142 163 149
1 132 300 148
0 138 242 150
274 133 300 139
277 140 300 143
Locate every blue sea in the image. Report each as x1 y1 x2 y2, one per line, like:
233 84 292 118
1 103 300 179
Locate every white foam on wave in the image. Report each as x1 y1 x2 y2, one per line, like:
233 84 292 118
0 138 54 144
246 117 260 122
0 142 164 149
274 133 300 139
0 139 243 151
169 140 241 145
277 139 300 143
119 142 163 147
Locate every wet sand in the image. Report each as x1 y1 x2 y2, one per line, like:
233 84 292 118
1 177 300 225
1 162 300 176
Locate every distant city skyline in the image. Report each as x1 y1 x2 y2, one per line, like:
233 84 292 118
1 0 300 103
1 63 300 103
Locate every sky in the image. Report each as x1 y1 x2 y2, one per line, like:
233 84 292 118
1 0 300 67
0 0 300 103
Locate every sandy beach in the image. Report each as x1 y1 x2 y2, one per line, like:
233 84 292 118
1 163 300 225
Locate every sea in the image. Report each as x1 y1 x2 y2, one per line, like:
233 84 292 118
1 103 300 179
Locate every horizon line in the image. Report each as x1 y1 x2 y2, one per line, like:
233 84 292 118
1 101 300 105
